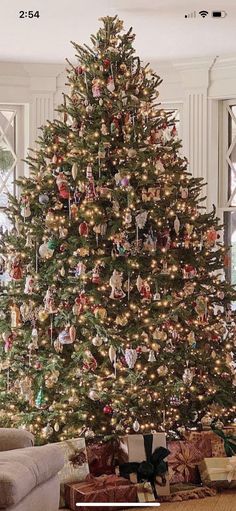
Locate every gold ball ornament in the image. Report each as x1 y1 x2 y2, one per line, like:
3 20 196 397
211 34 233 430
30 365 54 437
94 306 107 320
157 365 168 376
38 309 49 322
115 315 128 326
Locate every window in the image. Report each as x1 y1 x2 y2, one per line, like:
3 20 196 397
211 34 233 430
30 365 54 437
220 100 236 285
0 106 25 232
163 104 182 139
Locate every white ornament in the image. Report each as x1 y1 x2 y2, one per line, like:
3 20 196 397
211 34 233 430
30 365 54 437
125 348 137 369
148 350 156 362
174 216 180 235
88 390 100 401
92 334 103 347
107 77 115 93
39 242 54 260
135 210 148 229
133 419 140 432
72 163 78 180
42 424 53 437
182 367 195 385
24 275 34 294
58 329 73 345
109 270 126 300
109 346 117 364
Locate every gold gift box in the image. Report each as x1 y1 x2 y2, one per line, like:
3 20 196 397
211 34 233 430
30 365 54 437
199 456 236 488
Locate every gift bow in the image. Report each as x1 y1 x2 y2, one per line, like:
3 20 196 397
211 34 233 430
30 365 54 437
209 456 236 483
211 426 236 457
84 474 128 489
119 434 170 497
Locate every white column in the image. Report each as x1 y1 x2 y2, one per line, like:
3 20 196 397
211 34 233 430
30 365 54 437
174 59 218 209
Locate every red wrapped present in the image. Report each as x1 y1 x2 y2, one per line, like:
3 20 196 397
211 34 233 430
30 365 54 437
168 439 212 484
86 439 118 476
64 474 137 511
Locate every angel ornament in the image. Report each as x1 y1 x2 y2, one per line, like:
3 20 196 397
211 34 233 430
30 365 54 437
109 270 126 300
44 287 57 314
24 274 34 295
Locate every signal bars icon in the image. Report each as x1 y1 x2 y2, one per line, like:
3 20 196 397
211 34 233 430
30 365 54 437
185 11 196 18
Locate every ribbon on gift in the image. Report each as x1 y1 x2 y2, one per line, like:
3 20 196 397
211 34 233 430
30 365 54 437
209 456 236 483
137 482 155 503
201 456 236 484
119 434 170 498
83 474 130 489
211 426 236 457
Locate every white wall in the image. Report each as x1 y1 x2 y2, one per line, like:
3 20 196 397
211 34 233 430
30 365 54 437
1 57 236 211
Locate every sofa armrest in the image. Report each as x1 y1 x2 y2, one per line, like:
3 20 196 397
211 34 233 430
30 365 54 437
0 428 34 451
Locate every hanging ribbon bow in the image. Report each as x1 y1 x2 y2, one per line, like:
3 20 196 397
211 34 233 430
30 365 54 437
211 426 236 457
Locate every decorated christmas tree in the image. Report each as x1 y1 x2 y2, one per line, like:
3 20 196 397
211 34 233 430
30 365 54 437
0 16 235 443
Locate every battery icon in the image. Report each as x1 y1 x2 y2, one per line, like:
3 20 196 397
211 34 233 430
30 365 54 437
212 11 227 18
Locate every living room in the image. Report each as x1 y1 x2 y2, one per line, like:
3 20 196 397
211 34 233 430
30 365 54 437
0 1 235 510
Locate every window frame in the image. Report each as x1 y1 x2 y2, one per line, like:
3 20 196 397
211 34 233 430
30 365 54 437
0 104 25 228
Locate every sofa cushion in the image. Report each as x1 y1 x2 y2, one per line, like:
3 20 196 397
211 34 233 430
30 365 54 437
0 429 34 452
0 444 64 508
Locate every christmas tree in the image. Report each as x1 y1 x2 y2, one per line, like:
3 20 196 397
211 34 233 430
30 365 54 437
0 16 235 443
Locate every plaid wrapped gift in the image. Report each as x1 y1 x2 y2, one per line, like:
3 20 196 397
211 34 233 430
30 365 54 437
64 474 138 511
199 456 236 488
185 430 225 457
168 439 212 484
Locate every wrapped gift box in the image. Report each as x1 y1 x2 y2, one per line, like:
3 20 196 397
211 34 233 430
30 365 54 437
199 456 236 488
64 474 138 511
186 431 226 457
167 438 212 484
54 437 89 508
86 438 117 476
118 433 170 496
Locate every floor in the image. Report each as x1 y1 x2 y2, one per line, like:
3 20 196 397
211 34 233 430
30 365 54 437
62 490 236 511
133 490 236 511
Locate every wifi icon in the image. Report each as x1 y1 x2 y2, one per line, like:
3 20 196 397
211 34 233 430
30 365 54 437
199 10 209 18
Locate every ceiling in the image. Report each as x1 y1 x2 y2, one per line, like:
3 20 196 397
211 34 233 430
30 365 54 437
1 0 236 64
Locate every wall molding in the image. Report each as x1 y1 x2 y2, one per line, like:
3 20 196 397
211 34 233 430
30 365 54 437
1 57 236 209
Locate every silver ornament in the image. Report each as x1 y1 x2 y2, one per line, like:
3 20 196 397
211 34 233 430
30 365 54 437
133 419 140 432
182 367 194 385
92 334 103 347
148 350 156 362
88 390 100 401
39 194 49 205
125 348 137 369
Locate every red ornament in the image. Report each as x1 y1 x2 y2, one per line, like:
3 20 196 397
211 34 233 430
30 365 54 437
79 221 89 236
76 66 84 75
59 243 68 252
103 405 113 415
103 58 110 69
56 172 70 199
